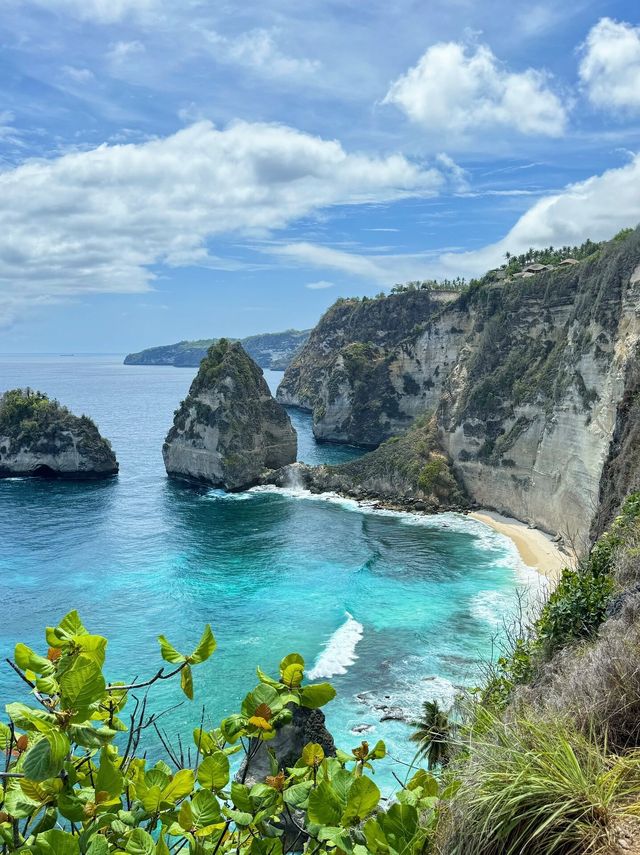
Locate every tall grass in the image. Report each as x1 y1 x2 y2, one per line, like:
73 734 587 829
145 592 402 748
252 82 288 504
441 714 640 855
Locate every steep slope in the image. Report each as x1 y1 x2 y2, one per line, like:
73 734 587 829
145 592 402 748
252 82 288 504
125 329 310 370
278 228 640 547
0 389 118 479
277 289 460 446
163 340 297 490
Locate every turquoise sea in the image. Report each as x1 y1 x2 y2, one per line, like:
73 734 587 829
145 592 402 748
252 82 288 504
0 355 543 791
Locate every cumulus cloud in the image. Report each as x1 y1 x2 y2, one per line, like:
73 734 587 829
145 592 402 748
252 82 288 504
0 120 445 324
438 153 640 277
579 18 640 113
384 40 567 139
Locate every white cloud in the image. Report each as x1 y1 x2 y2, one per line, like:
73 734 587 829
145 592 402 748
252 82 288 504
29 0 160 23
107 40 146 64
579 18 640 114
384 40 567 139
0 120 445 324
438 153 640 277
62 66 95 83
203 28 319 78
275 155 640 285
305 280 335 290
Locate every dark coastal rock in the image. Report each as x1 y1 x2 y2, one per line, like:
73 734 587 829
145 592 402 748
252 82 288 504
163 340 297 490
0 388 118 480
237 705 336 787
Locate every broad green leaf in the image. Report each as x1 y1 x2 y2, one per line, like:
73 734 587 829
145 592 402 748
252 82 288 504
178 799 194 831
58 610 88 638
342 776 380 825
57 794 86 822
220 714 245 744
281 663 304 687
301 742 325 767
256 666 281 688
279 653 304 674
308 780 343 826
155 830 170 855
157 635 186 665
191 789 222 828
379 802 418 849
370 739 386 760
241 683 281 718
161 768 194 804
0 722 11 749
86 838 110 855
300 683 336 709
6 702 56 733
193 727 217 755
14 643 54 675
197 751 229 791
59 656 106 710
74 635 107 667
282 780 313 809
189 624 216 664
69 724 115 749
251 840 283 855
125 828 156 855
95 748 123 799
230 782 253 813
32 828 80 855
225 808 253 826
180 664 193 700
23 731 70 782
140 784 162 813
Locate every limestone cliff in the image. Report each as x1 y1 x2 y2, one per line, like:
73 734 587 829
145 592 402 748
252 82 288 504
278 228 640 547
0 389 118 479
277 290 460 446
163 340 297 490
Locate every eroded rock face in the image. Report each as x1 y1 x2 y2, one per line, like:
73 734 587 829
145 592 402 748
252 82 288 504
0 389 118 479
276 229 640 547
163 340 297 490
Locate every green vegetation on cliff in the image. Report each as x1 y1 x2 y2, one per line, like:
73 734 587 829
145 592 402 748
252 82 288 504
125 329 311 370
0 389 117 475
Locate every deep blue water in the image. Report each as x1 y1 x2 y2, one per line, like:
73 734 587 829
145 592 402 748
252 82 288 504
0 355 541 791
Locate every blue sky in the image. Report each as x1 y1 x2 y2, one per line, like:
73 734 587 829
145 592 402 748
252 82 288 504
1 0 639 352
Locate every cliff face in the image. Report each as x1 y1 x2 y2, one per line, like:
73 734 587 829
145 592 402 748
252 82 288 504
163 340 297 490
277 290 460 446
0 389 118 479
278 229 640 546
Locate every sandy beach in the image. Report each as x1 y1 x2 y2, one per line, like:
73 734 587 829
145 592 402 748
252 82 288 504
470 510 573 585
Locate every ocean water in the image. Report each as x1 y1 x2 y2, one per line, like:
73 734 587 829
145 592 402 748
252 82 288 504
0 355 543 791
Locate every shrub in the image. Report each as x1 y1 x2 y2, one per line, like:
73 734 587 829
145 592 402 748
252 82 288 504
441 713 640 855
0 611 444 854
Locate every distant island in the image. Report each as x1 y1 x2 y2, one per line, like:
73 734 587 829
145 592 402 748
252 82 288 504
124 328 311 371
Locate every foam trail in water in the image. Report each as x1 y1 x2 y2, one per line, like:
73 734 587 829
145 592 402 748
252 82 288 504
308 612 364 679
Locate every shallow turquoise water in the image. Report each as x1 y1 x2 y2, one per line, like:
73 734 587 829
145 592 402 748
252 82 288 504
0 356 541 791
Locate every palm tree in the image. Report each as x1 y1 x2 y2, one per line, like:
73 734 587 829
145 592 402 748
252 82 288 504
409 699 453 769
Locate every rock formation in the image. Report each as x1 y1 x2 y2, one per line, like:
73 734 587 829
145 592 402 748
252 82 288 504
0 389 118 479
163 339 297 490
277 228 640 547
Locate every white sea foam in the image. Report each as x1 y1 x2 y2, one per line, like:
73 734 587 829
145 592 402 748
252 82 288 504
201 489 252 502
471 589 509 627
308 612 364 679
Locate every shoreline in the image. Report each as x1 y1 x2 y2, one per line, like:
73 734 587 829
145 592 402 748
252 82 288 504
469 510 572 585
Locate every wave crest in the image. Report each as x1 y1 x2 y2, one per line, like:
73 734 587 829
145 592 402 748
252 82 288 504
308 612 364 680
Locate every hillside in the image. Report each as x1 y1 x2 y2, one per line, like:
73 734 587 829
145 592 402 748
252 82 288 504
278 227 640 548
124 328 311 370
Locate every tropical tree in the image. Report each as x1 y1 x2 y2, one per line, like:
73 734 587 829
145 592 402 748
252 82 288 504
410 700 453 769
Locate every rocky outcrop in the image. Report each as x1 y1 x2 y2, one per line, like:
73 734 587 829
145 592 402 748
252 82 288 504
163 340 297 490
268 415 468 512
0 389 118 479
277 228 640 547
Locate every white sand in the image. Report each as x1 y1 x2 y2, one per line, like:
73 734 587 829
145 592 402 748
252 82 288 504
470 510 573 585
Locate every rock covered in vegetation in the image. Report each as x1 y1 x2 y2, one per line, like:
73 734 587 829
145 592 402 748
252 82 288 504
269 414 468 512
163 339 297 490
0 388 118 479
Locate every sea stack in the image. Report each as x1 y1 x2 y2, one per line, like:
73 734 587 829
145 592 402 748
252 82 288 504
0 388 118 479
163 339 297 490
